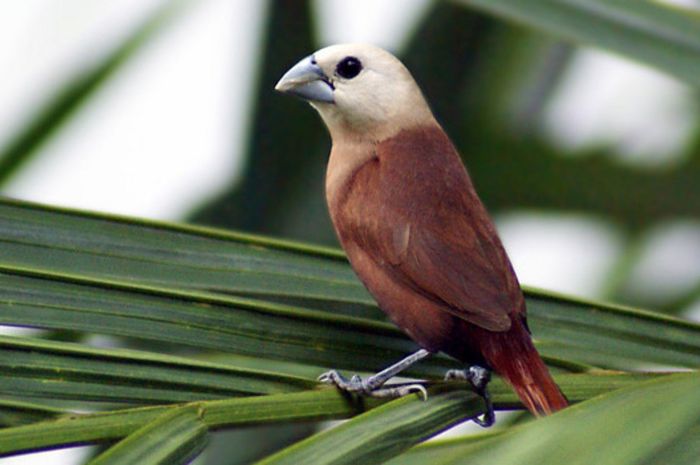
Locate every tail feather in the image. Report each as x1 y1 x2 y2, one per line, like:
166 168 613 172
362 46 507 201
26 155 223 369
482 320 568 416
496 350 568 416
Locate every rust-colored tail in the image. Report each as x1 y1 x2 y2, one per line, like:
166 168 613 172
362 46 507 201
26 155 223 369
482 319 568 416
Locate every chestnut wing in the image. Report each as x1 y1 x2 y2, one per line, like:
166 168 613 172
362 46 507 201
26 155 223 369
364 127 523 331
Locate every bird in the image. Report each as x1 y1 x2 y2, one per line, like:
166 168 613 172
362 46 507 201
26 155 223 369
275 43 568 426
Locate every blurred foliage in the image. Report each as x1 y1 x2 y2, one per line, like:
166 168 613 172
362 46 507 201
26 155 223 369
463 0 700 87
0 0 189 185
190 0 334 245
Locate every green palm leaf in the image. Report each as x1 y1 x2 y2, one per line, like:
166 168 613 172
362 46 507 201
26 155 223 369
0 399 64 427
0 334 313 404
392 373 700 465
87 406 208 465
0 372 663 458
262 373 700 465
0 200 696 462
459 0 700 87
2 199 699 376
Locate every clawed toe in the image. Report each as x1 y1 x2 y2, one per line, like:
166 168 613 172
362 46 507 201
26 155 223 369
318 370 428 400
403 383 429 401
444 369 467 381
370 383 428 400
444 366 490 390
316 350 432 401
317 370 373 395
444 365 495 427
318 370 344 385
473 388 495 427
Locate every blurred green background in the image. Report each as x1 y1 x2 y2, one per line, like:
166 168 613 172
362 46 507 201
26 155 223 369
1 0 699 463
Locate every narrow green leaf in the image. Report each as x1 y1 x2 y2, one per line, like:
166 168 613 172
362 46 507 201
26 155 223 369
430 373 700 465
459 0 700 87
2 199 700 373
0 406 166 457
254 388 484 465
0 389 371 458
88 406 207 465
0 307 624 409
2 261 699 376
525 288 700 368
384 433 502 465
639 423 700 465
0 0 190 183
0 198 368 308
0 335 314 404
0 266 452 381
0 399 65 426
257 372 700 465
0 373 669 458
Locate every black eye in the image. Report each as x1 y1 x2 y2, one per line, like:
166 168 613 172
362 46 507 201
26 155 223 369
336 56 362 79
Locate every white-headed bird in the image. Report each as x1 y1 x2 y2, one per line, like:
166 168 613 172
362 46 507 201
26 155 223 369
275 43 567 426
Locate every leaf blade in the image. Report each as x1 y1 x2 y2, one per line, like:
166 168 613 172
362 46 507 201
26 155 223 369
254 389 484 465
0 334 315 404
2 199 700 374
443 373 700 465
87 406 208 465
0 372 662 458
459 0 700 87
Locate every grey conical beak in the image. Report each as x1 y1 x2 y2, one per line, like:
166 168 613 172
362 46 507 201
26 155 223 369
275 55 334 103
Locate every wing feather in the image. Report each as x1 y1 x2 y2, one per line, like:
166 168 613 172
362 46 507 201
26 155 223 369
343 126 522 332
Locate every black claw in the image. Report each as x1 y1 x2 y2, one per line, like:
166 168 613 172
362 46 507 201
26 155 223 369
473 386 495 427
444 365 495 427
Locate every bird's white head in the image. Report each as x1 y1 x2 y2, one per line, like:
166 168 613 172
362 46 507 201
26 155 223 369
275 43 436 142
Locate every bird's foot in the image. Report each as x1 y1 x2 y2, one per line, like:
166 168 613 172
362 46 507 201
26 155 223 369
318 370 428 400
444 365 495 427
445 365 491 388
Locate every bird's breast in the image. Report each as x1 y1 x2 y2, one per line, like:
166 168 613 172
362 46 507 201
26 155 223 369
325 141 378 218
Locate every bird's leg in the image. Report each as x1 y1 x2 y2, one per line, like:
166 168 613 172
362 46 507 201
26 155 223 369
445 365 495 427
318 349 432 400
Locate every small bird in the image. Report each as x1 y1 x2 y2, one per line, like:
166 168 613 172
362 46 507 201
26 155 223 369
275 44 567 425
